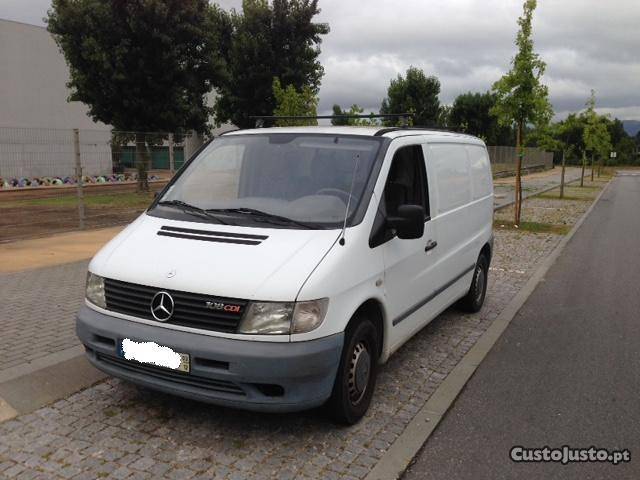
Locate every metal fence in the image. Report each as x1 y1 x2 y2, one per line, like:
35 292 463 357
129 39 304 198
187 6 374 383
0 127 205 242
487 145 553 176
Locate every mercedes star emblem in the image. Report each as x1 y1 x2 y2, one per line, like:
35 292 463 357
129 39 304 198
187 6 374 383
151 291 174 322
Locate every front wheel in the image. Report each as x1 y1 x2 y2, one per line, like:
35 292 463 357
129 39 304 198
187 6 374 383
459 255 488 313
327 317 379 425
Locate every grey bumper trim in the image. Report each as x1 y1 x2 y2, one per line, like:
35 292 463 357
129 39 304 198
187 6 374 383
76 306 343 412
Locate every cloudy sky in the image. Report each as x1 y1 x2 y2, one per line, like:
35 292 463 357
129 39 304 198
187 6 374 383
1 0 638 120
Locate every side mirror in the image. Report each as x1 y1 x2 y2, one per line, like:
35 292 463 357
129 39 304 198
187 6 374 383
387 205 425 239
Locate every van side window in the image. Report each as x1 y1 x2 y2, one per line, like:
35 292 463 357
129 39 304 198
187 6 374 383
369 145 429 248
383 145 429 218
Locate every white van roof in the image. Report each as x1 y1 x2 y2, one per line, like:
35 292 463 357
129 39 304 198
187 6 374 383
222 126 485 145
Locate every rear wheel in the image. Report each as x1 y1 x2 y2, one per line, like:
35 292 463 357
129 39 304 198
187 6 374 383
459 254 488 313
328 316 379 425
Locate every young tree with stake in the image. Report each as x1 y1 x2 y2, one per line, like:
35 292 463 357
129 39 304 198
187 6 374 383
491 0 553 226
582 91 612 183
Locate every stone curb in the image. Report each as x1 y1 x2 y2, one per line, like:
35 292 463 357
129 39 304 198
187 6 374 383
365 178 613 480
0 346 106 423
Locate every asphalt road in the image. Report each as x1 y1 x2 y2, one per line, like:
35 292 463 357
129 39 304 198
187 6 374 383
404 172 640 480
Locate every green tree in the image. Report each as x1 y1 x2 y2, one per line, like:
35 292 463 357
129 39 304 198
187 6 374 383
605 118 637 165
607 118 628 146
615 136 637 165
47 0 228 190
272 78 318 126
490 0 553 226
331 104 379 126
532 122 576 198
380 67 441 126
214 0 329 129
437 105 452 129
554 113 586 164
582 91 612 180
450 91 513 144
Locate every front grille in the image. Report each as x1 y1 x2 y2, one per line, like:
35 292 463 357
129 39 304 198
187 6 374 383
96 353 245 396
104 278 247 333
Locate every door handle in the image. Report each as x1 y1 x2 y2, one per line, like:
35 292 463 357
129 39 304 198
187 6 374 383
425 239 438 252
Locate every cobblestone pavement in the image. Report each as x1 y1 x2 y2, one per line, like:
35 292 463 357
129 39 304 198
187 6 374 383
0 260 88 371
0 183 605 480
493 166 585 209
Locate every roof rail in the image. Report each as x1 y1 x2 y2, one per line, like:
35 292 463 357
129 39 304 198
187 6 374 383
249 113 414 128
374 126 467 137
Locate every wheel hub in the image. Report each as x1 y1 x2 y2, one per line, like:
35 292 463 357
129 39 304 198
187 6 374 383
348 341 371 405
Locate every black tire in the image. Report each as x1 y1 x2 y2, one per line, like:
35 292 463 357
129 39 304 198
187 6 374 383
459 254 489 313
327 316 379 425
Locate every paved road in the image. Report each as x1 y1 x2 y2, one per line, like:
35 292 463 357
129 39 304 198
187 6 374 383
493 166 584 209
404 172 640 479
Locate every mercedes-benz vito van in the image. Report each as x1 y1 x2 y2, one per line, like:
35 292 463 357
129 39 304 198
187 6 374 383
77 126 493 424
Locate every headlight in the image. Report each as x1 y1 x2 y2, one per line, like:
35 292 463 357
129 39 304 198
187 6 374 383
238 299 329 335
86 272 106 308
292 299 329 334
238 302 294 334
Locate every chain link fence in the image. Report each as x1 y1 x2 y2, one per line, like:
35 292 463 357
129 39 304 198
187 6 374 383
487 145 553 177
0 127 204 242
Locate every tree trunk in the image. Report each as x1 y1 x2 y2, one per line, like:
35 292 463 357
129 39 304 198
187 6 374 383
514 122 523 227
135 132 149 192
560 150 566 199
598 155 603 178
580 151 586 187
590 153 594 182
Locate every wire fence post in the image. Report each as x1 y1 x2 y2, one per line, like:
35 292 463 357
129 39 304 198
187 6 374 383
168 133 175 174
73 128 86 230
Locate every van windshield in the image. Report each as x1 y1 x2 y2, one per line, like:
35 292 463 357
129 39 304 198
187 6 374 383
152 134 382 229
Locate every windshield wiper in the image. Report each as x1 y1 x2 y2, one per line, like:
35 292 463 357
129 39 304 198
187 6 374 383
158 200 229 225
207 208 317 229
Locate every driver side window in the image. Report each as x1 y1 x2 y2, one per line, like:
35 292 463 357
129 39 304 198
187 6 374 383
383 145 429 218
369 144 430 248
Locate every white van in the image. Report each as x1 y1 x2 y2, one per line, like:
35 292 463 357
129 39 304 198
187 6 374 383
77 126 493 424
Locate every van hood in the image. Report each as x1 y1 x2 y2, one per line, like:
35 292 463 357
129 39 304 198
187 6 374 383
90 214 341 301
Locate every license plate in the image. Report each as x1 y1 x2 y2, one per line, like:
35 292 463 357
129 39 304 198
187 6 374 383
118 338 190 373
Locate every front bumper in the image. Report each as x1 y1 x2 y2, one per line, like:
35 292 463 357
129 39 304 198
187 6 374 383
76 305 343 412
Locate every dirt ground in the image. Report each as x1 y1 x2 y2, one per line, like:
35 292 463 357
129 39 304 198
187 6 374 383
0 181 166 243
0 226 123 273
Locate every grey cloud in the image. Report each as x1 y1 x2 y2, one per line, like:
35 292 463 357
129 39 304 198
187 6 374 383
1 0 638 119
